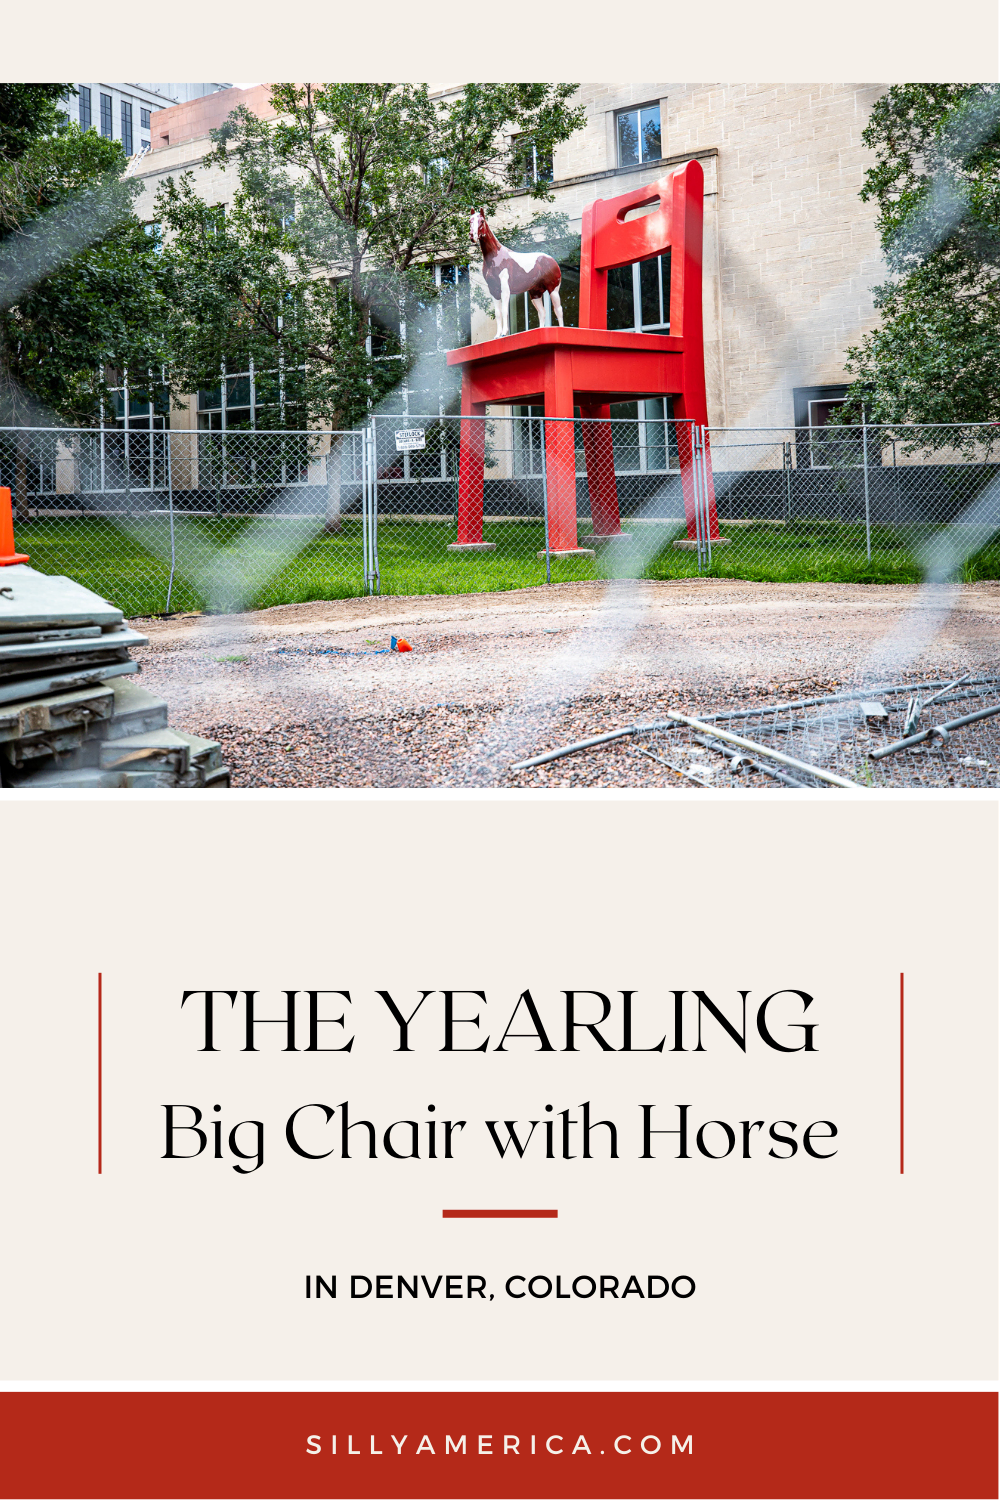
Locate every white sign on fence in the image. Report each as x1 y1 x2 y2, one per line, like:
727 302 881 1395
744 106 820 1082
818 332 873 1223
395 428 426 452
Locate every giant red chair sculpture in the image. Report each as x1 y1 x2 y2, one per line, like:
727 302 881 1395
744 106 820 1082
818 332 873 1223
446 158 720 554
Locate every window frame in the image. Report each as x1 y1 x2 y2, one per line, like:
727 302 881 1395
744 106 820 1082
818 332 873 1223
78 86 92 132
606 253 670 334
120 99 133 155
793 384 855 470
99 92 113 139
196 358 306 435
512 134 554 190
615 102 663 169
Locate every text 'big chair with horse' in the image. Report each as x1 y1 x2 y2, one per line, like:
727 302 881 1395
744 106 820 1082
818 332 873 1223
447 158 721 555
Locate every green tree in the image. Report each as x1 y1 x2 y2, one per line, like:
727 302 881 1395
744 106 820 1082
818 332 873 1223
842 84 1000 428
0 84 72 162
153 168 405 437
0 85 168 426
155 83 586 435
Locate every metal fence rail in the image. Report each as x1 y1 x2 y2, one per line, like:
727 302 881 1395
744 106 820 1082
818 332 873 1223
4 417 999 617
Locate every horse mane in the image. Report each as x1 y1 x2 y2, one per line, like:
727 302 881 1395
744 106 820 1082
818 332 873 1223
476 210 501 257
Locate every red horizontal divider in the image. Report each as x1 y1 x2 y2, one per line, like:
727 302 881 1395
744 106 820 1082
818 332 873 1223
442 1208 558 1218
0 1390 994 1500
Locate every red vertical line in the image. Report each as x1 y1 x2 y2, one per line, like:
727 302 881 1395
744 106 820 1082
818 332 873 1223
899 972 904 1175
98 973 103 1175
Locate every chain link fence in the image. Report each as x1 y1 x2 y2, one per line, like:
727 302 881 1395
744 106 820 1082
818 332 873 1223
5 417 1000 617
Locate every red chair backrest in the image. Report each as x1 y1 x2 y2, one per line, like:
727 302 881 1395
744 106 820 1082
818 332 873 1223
578 158 704 344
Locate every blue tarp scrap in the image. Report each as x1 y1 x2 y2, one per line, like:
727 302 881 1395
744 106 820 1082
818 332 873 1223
273 638 414 658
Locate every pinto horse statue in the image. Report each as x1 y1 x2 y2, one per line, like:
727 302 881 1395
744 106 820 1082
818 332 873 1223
470 208 564 338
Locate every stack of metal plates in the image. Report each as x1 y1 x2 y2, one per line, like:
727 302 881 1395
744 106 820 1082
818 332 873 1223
0 565 229 788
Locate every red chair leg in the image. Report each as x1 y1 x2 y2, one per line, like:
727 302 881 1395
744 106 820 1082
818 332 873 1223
542 354 579 552
580 402 623 536
457 396 486 544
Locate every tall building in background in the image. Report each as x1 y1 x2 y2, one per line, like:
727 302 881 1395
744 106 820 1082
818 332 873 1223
66 83 230 156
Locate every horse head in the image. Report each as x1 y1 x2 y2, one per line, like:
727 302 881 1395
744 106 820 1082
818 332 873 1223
469 207 486 246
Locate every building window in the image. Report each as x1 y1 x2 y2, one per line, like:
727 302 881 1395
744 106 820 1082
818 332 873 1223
141 139 150 153
78 86 92 132
144 221 162 253
793 384 849 429
272 189 295 230
609 398 676 471
198 374 254 430
513 397 677 477
99 93 113 139
121 100 133 154
140 106 150 131
94 369 171 493
513 135 553 189
105 369 169 432
793 384 855 468
196 364 306 433
807 396 847 427
435 263 471 349
616 103 661 168
606 252 670 333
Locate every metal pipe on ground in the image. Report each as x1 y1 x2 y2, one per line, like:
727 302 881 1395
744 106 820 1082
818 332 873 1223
509 725 641 771
509 718 693 773
921 672 972 710
664 710 859 788
869 700 1000 760
690 732 812 788
703 678 999 723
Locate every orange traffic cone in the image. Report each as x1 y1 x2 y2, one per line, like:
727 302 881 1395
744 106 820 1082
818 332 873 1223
0 486 28 567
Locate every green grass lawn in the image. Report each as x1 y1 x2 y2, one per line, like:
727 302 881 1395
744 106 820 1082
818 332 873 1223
15 514 1000 619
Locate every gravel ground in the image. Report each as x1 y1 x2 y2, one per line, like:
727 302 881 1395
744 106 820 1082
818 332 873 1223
129 578 1000 788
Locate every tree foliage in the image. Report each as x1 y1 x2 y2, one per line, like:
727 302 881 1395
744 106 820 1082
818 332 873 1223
0 85 71 161
154 168 405 433
155 83 586 429
0 85 168 425
842 84 1000 427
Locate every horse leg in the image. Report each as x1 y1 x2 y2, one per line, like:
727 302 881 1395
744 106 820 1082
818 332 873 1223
492 297 504 338
550 285 565 327
530 294 546 328
499 268 511 337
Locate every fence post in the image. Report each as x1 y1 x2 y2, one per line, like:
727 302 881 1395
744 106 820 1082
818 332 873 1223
862 408 872 562
371 418 380 595
701 426 712 570
362 420 380 596
783 440 793 524
539 416 551 585
892 437 899 530
362 427 371 594
165 430 176 614
692 424 709 572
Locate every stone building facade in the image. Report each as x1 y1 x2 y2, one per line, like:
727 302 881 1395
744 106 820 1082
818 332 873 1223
132 82 888 434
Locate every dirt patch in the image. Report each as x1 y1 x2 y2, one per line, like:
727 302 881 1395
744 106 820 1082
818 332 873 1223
130 578 1000 787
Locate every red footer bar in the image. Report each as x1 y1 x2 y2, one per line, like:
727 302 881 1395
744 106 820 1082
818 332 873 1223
0 1391 995 1499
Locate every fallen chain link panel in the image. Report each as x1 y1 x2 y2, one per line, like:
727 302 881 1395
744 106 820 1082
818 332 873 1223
637 678 1000 789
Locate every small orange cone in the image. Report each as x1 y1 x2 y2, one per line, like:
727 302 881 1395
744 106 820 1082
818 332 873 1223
391 636 413 653
0 486 28 567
